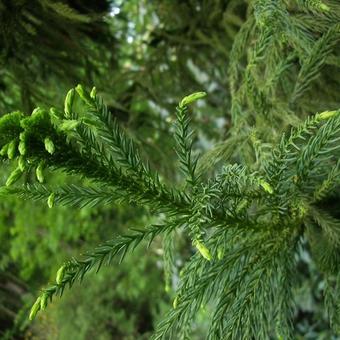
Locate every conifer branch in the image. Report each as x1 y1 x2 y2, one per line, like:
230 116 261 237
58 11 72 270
313 159 340 201
29 221 180 320
2 0 340 337
2 184 119 209
174 92 206 187
291 24 339 103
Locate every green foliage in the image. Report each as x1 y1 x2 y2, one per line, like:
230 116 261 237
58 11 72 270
32 256 166 340
1 0 340 339
1 79 340 337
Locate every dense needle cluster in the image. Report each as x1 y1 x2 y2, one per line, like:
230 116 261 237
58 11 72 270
1 0 340 338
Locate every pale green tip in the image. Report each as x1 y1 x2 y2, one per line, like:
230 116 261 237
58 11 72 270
6 167 23 186
259 180 274 194
7 140 17 160
44 137 55 155
317 110 338 120
18 141 26 156
319 3 330 11
75 84 84 94
75 84 93 106
179 91 207 108
56 265 66 284
47 193 55 209
18 156 26 172
36 163 44 183
40 293 48 311
29 297 41 320
90 86 97 99
64 88 75 118
194 240 212 261
31 107 43 116
0 143 8 156
173 296 179 309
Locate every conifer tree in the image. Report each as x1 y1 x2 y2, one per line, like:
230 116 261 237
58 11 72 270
1 0 340 338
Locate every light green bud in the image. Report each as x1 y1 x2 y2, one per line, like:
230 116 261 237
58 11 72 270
18 156 26 171
40 293 48 311
32 107 42 116
18 141 27 155
19 132 26 141
44 137 55 154
56 265 66 284
319 3 330 11
75 84 93 106
173 296 179 309
47 192 55 208
6 167 23 186
90 86 97 99
259 180 273 194
0 143 9 156
193 240 212 261
7 140 17 159
36 162 45 183
179 91 206 108
29 297 41 320
31 107 44 116
317 110 338 120
64 88 75 118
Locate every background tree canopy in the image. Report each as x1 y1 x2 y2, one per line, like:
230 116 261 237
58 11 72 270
0 0 339 339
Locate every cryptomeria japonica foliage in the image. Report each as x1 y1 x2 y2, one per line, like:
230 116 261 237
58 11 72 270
1 0 340 339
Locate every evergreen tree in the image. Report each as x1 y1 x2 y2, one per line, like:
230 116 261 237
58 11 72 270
1 0 340 338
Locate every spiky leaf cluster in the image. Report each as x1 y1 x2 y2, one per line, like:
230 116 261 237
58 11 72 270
0 81 339 337
1 0 340 338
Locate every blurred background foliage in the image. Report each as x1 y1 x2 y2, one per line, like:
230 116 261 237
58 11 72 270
0 0 338 339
